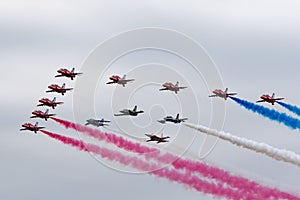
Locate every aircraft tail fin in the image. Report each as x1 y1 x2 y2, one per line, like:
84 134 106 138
176 113 179 120
225 88 228 93
62 83 65 89
272 93 275 98
175 81 179 87
71 68 75 73
52 97 56 102
133 105 137 112
122 74 126 80
35 122 38 126
45 109 49 114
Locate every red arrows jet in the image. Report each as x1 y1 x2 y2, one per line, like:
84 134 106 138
159 81 187 94
30 109 56 121
145 133 170 143
106 74 135 87
46 83 73 95
20 122 45 133
37 97 63 109
256 93 284 105
55 68 82 80
209 88 237 100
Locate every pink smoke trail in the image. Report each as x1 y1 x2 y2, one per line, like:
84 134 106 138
50 117 299 200
40 130 247 199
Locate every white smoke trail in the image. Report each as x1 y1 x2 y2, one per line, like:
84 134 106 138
185 123 300 168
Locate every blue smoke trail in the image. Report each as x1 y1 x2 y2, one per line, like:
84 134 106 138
230 96 300 130
277 101 300 117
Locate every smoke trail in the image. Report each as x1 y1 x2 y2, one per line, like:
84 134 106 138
278 102 300 117
185 123 300 168
51 117 298 199
230 97 300 130
40 130 248 199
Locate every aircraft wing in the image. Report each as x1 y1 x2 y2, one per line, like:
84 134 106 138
159 87 169 91
65 88 73 91
157 120 166 124
125 79 135 82
114 113 129 116
274 98 284 101
181 118 188 121
256 100 265 103
208 95 217 97
55 74 64 77
178 86 187 89
228 93 237 95
106 81 115 84
145 134 152 137
157 140 168 143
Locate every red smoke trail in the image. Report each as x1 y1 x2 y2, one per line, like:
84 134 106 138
51 117 300 200
40 130 247 199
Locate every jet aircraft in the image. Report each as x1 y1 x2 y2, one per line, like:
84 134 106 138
157 113 188 124
159 81 187 94
209 88 237 100
55 68 82 80
106 74 135 87
37 97 63 109
256 93 284 105
20 122 45 133
145 133 170 143
114 105 144 116
30 109 55 121
85 118 111 127
46 83 73 95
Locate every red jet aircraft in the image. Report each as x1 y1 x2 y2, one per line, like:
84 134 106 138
30 109 55 121
37 97 63 109
46 83 73 95
55 68 82 80
256 93 284 105
145 133 170 143
209 88 237 100
106 74 135 87
20 122 45 133
159 81 187 94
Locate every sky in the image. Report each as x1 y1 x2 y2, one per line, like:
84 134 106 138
1 1 300 199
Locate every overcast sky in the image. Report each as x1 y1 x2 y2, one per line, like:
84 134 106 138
1 1 300 199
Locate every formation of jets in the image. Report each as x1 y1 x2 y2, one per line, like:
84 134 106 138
21 67 285 146
21 68 81 133
208 88 285 106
